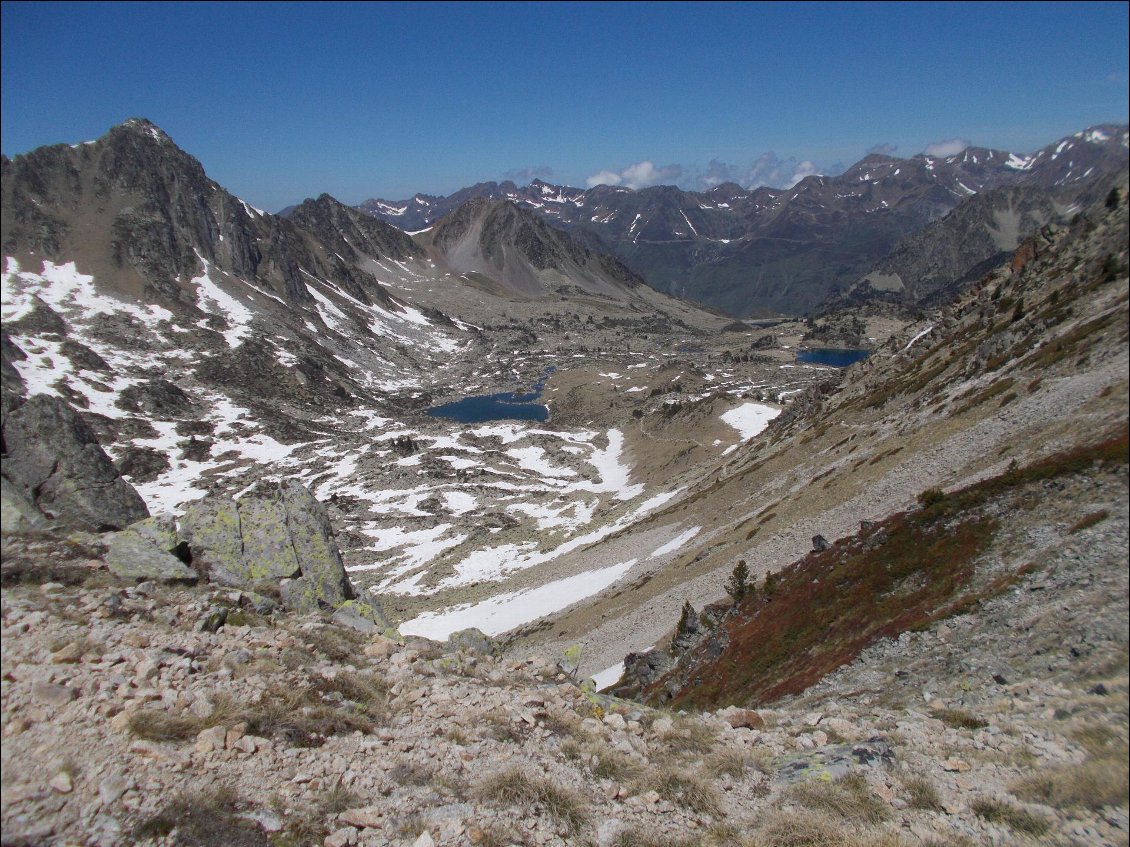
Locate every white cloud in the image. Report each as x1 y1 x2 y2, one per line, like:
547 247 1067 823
586 161 682 190
786 160 821 187
923 138 970 158
586 169 623 188
700 158 737 188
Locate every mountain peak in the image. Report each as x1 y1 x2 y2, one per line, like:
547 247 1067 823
116 117 172 144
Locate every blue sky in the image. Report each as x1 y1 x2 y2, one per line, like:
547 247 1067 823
2 1 1127 212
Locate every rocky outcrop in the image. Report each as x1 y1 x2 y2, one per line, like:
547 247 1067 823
1 393 149 532
180 480 387 624
105 515 196 583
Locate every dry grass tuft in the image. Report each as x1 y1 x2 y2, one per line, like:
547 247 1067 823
657 718 719 755
562 738 644 782
476 766 587 832
901 776 943 811
388 761 435 786
646 767 721 815
755 809 843 847
127 682 381 749
1014 755 1129 811
970 798 1050 836
705 747 757 778
127 709 206 742
783 773 890 826
753 808 909 847
300 625 368 664
931 708 988 730
1068 509 1110 533
131 786 268 846
610 827 705 847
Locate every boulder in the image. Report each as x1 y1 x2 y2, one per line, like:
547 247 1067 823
105 518 196 583
1 473 48 531
613 649 674 697
2 394 149 531
180 479 387 623
774 737 895 786
445 627 501 657
180 496 249 586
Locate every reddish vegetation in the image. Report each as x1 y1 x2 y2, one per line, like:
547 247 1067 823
649 425 1129 710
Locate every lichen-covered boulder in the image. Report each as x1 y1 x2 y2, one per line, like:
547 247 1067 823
277 481 352 607
180 496 251 587
178 480 382 620
1 473 47 532
2 394 149 532
446 628 501 657
105 522 196 583
774 738 895 786
331 596 393 634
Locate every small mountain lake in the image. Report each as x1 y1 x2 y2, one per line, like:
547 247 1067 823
427 367 555 423
796 348 871 367
426 390 549 423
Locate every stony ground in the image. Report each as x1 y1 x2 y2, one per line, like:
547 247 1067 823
2 459 1127 847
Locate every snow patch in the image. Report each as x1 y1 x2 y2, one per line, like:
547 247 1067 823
720 403 780 440
400 559 637 640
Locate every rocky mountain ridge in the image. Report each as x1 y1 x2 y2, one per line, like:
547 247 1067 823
357 125 1129 316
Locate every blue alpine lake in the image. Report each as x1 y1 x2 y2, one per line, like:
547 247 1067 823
427 367 555 423
796 348 871 367
426 390 549 423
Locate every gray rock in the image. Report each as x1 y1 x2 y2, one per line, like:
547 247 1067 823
276 481 352 609
612 649 673 697
105 529 196 583
1 472 47 531
197 606 228 633
179 479 377 617
2 394 149 531
774 737 895 786
445 628 501 657
127 514 179 551
237 492 303 581
31 682 78 707
98 772 129 806
332 604 377 634
180 496 247 587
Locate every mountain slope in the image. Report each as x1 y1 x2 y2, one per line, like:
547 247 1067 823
425 197 646 299
508 171 1129 693
840 183 1063 308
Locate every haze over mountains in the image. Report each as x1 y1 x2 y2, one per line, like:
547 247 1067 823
353 125 1129 317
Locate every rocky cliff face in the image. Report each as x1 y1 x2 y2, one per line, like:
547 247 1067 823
1 392 149 532
836 183 1063 309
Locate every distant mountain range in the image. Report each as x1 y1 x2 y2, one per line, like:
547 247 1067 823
352 125 1129 316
